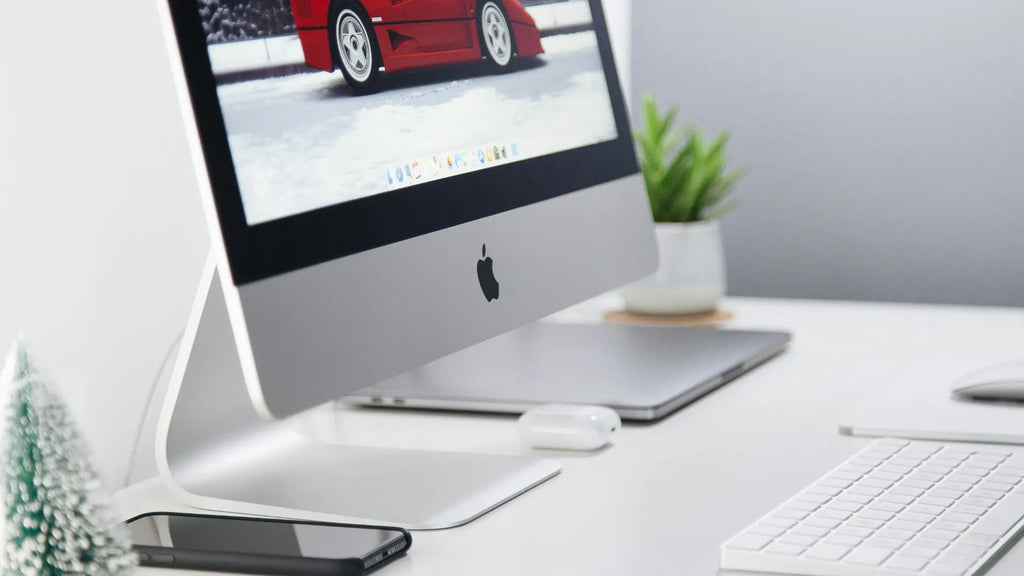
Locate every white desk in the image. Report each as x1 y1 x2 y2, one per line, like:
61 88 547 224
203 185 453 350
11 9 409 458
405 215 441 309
115 296 1024 575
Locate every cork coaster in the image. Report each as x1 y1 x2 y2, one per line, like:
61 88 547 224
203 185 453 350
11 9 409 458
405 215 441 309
604 308 734 327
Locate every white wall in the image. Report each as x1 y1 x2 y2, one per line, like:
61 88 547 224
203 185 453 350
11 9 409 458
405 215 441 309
0 0 209 487
633 0 1024 306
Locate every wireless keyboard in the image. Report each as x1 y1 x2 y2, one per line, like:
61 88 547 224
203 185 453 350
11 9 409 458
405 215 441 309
721 439 1024 576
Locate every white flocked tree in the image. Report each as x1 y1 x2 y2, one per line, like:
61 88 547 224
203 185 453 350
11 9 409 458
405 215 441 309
1 338 136 576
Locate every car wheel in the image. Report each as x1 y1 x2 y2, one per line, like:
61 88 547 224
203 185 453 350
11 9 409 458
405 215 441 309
329 2 381 94
478 1 514 69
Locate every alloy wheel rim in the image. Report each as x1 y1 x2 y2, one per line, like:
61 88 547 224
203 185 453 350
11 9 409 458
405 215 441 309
482 4 511 66
337 11 371 82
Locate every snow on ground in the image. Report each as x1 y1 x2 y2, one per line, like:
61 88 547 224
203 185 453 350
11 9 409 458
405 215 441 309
217 31 618 225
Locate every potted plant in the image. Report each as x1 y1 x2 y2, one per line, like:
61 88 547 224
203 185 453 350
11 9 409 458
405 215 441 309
621 95 748 315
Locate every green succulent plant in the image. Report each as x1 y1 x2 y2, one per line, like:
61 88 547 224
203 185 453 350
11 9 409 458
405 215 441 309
635 94 748 223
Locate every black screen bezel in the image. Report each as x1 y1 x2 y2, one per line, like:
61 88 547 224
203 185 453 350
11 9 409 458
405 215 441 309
168 0 638 285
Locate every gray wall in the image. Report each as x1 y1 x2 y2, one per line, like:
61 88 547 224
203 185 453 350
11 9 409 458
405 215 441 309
633 1 1024 306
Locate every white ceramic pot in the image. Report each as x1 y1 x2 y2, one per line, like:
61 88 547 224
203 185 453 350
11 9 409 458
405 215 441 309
620 221 726 315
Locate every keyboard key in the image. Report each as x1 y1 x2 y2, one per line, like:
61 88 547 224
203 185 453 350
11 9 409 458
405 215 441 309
790 523 830 538
806 484 842 497
932 489 965 500
905 478 937 490
958 533 998 548
892 486 926 498
947 543 989 558
831 470 863 481
940 481 976 493
880 463 916 476
861 509 896 521
943 512 978 525
919 528 960 542
860 478 894 490
795 491 832 505
819 477 853 489
948 474 982 486
921 464 956 476
836 492 874 505
946 502 987 516
804 542 851 561
834 525 874 538
866 537 905 550
972 490 1005 501
962 496 998 509
786 500 820 513
848 516 886 530
991 473 1021 485
978 481 1015 493
828 500 862 513
746 523 785 538
727 533 772 551
909 503 946 517
877 492 915 506
927 551 979 575
874 528 915 542
912 472 947 483
902 512 936 524
871 501 906 513
961 465 995 476
778 533 818 547
849 485 884 497
765 542 806 556
913 537 950 550
817 508 851 521
889 520 927 532
844 545 895 566
804 516 841 529
921 496 957 508
761 516 797 529
846 462 877 473
934 520 971 533
873 471 904 482
852 456 886 468
902 546 941 561
891 456 926 468
775 508 810 521
999 461 1024 475
885 553 929 572
823 534 863 547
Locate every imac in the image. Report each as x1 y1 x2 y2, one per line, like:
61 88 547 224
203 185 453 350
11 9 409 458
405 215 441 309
155 0 656 529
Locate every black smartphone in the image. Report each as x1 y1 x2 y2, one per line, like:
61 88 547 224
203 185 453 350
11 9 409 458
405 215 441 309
124 512 411 576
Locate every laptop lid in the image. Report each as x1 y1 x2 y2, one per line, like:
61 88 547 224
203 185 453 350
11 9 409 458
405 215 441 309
345 323 790 421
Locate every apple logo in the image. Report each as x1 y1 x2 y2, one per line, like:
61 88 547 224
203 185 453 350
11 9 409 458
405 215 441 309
477 244 500 302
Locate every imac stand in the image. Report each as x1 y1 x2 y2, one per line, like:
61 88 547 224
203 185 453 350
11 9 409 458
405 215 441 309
155 258 561 530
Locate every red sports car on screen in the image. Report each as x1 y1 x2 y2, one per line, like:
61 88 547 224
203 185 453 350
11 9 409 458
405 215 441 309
289 0 544 93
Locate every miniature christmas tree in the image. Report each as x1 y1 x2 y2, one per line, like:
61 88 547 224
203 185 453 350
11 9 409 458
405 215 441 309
2 338 137 576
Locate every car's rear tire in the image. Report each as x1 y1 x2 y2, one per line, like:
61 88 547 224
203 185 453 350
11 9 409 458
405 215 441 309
329 2 381 94
478 1 515 70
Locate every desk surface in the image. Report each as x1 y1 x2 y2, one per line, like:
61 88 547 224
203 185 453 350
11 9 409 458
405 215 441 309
115 295 1024 576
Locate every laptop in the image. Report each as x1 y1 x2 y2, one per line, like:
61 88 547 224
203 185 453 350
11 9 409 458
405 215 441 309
345 323 790 421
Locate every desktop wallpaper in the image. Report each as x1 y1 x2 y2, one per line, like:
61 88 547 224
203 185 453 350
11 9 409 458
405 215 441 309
198 0 620 225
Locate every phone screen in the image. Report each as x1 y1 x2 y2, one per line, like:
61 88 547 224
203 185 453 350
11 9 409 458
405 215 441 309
127 513 407 565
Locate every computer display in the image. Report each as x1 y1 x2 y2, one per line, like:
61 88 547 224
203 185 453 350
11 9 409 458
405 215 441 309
189 0 622 226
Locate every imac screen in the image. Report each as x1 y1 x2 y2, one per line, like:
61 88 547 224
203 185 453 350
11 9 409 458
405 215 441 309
195 0 621 225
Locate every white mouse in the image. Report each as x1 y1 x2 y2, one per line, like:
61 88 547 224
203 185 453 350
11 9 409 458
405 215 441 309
951 362 1024 402
518 404 620 451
